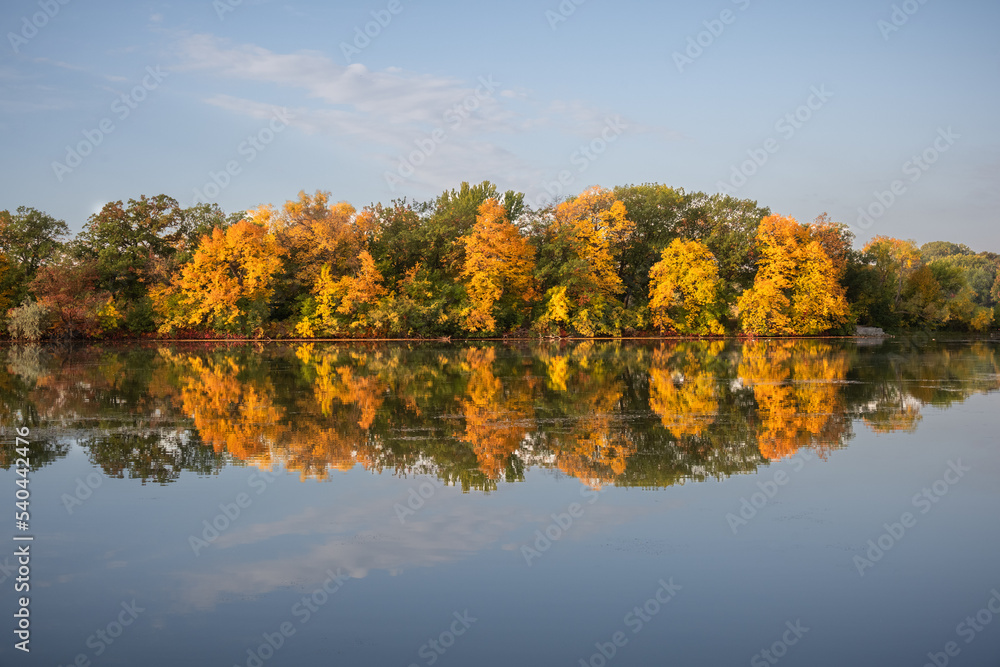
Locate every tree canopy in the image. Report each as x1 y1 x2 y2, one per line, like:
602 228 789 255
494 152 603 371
1 182 996 339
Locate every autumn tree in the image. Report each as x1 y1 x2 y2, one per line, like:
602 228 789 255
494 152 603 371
360 182 525 337
808 213 854 279
28 259 121 338
737 215 848 335
296 250 389 337
172 203 245 265
611 183 689 307
648 238 725 335
266 191 366 316
458 199 537 333
534 186 634 335
152 214 283 335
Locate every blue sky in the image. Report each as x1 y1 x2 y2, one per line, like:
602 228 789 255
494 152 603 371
1 0 997 250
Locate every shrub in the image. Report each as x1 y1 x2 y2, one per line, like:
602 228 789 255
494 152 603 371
7 299 51 341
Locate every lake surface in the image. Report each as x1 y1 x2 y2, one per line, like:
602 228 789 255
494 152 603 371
2 337 999 666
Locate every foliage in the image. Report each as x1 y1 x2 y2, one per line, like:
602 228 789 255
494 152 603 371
737 215 848 335
297 251 389 337
266 191 365 317
6 300 51 341
152 218 283 335
680 192 770 291
459 199 537 333
920 241 972 262
173 203 244 265
0 206 69 302
29 259 120 337
648 238 725 335
1 185 994 339
863 235 921 311
533 186 634 335
76 195 186 302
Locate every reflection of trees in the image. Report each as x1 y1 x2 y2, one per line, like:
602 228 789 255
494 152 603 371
848 340 1000 432
458 347 535 482
81 431 224 484
0 435 69 470
648 342 723 439
3 338 998 489
162 351 286 466
738 341 852 460
288 345 379 478
537 343 637 486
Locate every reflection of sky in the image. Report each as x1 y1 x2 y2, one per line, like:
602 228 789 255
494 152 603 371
4 397 1000 665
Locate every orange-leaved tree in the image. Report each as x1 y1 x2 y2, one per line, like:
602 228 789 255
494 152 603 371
737 215 848 335
535 186 634 335
648 238 725 335
152 211 283 335
458 198 537 333
273 190 362 286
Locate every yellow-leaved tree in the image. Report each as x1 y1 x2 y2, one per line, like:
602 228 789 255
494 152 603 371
458 198 537 333
296 250 389 337
648 238 725 335
536 186 634 335
152 212 283 335
737 215 848 335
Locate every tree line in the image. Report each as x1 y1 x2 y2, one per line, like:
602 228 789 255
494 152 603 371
1 182 997 339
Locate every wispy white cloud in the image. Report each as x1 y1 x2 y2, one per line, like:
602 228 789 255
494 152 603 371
171 489 648 611
173 34 658 196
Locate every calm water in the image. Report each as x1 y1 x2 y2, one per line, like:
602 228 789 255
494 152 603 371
2 338 999 666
